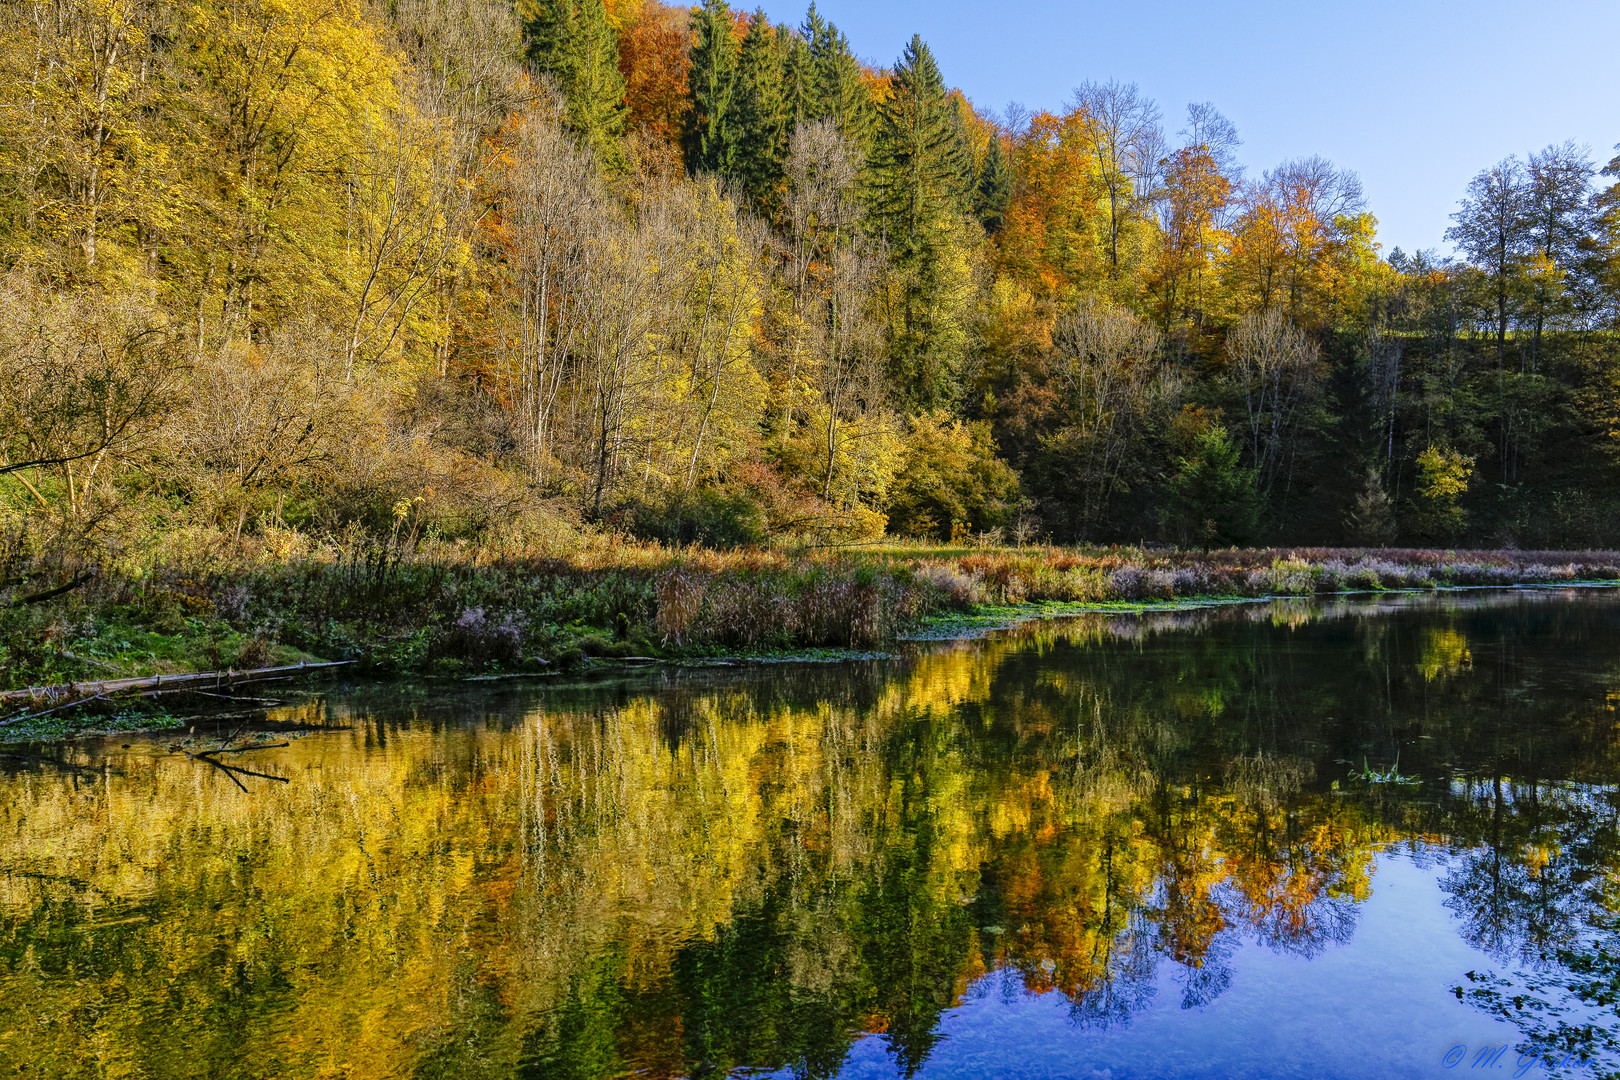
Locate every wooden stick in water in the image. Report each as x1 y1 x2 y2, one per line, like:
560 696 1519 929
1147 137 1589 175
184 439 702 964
0 660 353 712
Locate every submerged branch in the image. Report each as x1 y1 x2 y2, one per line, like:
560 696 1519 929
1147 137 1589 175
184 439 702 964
183 750 248 792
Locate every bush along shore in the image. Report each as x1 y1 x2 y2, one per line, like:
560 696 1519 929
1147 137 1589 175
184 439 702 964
5 538 1619 710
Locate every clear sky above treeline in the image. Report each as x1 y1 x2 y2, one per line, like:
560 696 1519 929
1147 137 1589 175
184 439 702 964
755 0 1620 258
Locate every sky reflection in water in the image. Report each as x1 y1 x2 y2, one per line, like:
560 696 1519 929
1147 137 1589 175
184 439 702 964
2 588 1618 1079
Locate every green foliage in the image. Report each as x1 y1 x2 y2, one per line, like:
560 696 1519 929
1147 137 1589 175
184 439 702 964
685 0 740 175
1163 423 1260 546
869 36 975 409
524 0 627 166
615 487 769 548
885 411 1021 540
803 4 875 150
730 11 789 211
1345 466 1397 545
973 134 1012 235
868 36 969 244
779 24 816 130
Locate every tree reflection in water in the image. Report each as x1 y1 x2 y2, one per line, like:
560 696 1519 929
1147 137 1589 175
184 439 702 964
0 589 1617 1079
1442 777 1620 1077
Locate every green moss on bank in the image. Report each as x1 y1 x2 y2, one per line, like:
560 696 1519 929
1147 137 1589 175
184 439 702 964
904 596 1257 640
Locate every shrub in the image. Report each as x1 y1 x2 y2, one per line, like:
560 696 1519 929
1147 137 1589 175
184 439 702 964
886 412 1021 540
1267 557 1317 595
617 488 767 549
438 606 526 666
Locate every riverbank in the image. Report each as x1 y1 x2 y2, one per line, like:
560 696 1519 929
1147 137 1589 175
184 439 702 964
4 542 1618 741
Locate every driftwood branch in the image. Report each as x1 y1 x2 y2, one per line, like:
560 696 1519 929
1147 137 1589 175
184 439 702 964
206 761 289 784
183 743 293 789
0 660 354 723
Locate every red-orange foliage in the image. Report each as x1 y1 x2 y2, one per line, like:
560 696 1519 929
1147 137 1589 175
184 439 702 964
616 0 691 165
995 110 1106 298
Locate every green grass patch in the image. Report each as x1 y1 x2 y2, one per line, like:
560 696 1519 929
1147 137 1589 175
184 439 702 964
905 596 1255 640
0 706 198 745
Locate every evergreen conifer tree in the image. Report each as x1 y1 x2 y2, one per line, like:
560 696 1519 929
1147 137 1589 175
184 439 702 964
949 99 978 213
732 11 788 210
1163 424 1260 546
805 9 874 152
870 36 967 240
780 25 816 131
1345 465 1397 544
798 0 828 97
522 0 625 167
685 0 740 175
869 35 974 408
973 133 1012 234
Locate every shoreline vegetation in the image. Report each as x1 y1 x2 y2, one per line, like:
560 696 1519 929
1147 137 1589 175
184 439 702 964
5 539 1616 741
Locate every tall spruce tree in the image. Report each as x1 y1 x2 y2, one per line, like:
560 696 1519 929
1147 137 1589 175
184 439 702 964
870 36 967 242
805 9 874 152
780 25 816 131
798 1 829 100
950 99 978 213
522 0 625 167
870 35 974 409
732 11 788 210
685 0 740 175
973 133 1012 234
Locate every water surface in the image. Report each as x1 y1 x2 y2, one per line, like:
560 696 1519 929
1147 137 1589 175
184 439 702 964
4 589 1619 1078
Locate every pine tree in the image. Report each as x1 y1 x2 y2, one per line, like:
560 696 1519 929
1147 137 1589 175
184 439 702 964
870 36 967 243
805 8 873 152
949 98 978 213
868 35 974 409
732 10 788 211
1164 424 1260 546
798 0 828 99
685 0 740 176
1345 465 1397 545
780 25 815 131
522 0 625 167
973 133 1012 234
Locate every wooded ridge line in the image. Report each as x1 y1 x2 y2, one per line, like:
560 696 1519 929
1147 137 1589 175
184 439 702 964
1 0 1615 558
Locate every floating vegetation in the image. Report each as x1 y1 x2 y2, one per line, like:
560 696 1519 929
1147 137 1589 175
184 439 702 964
1345 754 1422 786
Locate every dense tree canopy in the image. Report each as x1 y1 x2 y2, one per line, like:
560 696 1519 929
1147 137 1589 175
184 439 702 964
1 0 1618 550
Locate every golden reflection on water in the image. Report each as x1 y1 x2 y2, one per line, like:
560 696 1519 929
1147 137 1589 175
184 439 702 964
1 590 1618 1078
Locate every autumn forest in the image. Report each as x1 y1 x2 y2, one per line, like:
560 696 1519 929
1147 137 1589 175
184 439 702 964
4 0 1619 558
6 8 1620 1072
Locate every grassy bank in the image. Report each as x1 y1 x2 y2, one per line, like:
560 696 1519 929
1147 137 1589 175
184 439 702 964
6 537 1618 699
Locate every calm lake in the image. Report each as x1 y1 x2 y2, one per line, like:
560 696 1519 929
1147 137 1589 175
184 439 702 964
4 588 1619 1079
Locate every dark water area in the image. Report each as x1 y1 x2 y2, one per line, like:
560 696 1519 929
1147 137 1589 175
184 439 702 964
4 588 1620 1079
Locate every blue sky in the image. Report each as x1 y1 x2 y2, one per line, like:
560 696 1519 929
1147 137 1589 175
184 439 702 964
755 0 1620 258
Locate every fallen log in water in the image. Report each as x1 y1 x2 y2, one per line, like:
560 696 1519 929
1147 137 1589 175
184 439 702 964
0 660 354 722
